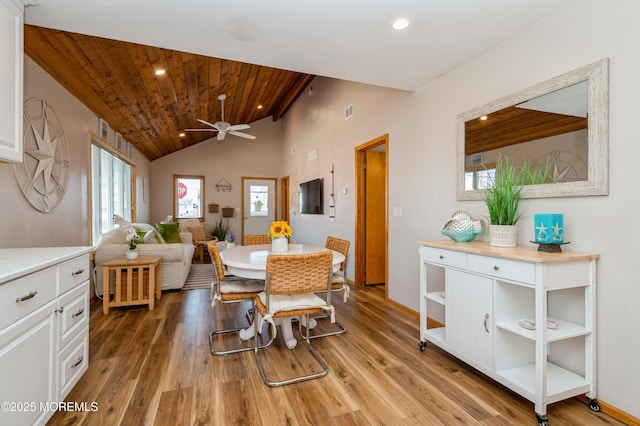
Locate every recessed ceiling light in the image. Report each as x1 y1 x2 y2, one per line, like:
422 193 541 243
480 115 488 121
257 104 263 110
178 132 185 138
155 69 166 76
392 18 409 31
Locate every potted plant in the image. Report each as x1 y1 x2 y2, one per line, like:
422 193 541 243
483 154 549 247
211 216 231 242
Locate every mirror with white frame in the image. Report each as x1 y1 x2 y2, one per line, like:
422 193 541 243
457 58 609 200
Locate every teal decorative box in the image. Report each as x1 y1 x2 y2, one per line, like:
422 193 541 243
534 214 564 244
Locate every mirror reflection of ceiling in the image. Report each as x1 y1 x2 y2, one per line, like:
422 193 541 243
465 82 588 156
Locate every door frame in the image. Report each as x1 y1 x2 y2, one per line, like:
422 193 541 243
354 134 388 292
280 176 290 222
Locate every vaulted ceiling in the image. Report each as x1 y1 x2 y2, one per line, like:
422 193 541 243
23 0 573 161
25 25 314 161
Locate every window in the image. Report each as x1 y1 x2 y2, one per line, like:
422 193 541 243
250 185 269 217
91 139 134 245
174 175 205 220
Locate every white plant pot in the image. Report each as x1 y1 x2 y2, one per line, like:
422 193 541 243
226 242 235 249
271 236 289 253
489 224 517 247
126 250 139 260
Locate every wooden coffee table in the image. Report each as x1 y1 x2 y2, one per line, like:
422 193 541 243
102 255 162 314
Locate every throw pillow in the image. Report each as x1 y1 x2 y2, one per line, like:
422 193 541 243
135 228 148 243
156 222 182 244
188 225 207 241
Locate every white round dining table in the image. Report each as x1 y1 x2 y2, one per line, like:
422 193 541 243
219 243 345 349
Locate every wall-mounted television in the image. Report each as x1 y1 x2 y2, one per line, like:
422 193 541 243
300 178 324 214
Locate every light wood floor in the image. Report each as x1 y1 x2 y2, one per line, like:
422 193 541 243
48 284 624 426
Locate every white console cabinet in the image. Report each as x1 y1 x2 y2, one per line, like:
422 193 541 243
418 240 598 425
0 247 91 426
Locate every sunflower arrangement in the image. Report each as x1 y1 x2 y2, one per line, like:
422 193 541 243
268 221 292 239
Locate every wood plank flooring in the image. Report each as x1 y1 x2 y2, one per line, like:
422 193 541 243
48 284 624 425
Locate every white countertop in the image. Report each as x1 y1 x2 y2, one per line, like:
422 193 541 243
0 246 93 284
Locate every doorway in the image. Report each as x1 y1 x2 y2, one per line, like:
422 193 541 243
355 134 388 289
241 177 277 239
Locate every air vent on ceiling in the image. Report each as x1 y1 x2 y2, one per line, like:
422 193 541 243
345 104 353 120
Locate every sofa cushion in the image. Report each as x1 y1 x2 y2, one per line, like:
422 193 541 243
157 222 182 243
188 225 207 241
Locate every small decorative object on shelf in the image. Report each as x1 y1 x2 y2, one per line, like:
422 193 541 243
532 213 569 252
441 210 485 242
226 233 236 249
125 228 140 260
269 221 292 253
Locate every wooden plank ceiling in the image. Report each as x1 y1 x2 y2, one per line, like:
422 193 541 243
465 105 587 156
24 25 315 161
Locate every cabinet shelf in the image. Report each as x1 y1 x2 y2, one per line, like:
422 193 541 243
425 291 446 306
425 327 446 345
497 362 591 404
496 318 591 342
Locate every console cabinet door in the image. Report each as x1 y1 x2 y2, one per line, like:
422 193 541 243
446 268 494 369
0 0 24 162
0 304 56 426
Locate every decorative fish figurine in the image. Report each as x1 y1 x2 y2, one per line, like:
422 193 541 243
441 211 485 242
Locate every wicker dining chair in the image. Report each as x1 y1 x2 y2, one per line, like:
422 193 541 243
243 234 271 245
300 236 351 338
208 241 267 355
254 251 334 386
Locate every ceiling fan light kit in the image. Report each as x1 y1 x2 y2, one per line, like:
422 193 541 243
185 94 256 141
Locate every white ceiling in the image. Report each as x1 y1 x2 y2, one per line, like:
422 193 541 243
24 0 572 92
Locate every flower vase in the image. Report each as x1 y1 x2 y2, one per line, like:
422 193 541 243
126 250 139 260
271 236 289 253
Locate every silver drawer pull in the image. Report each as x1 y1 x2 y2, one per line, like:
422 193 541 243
72 308 85 318
72 268 85 276
484 313 490 333
439 255 444 259
70 356 84 368
493 265 500 271
16 291 38 303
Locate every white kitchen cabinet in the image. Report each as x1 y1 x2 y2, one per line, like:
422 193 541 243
0 247 91 426
0 0 24 163
418 240 599 426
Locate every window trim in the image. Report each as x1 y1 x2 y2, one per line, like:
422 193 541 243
90 133 136 245
173 174 205 221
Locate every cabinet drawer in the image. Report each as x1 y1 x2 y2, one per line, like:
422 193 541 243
0 267 56 329
422 247 467 269
57 326 89 398
58 254 90 295
57 281 90 350
468 254 535 285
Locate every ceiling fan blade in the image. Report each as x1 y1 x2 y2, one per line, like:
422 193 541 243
228 130 256 140
227 123 250 131
196 118 219 129
184 128 217 132
217 131 226 141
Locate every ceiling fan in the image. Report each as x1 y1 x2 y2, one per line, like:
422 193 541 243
185 94 256 141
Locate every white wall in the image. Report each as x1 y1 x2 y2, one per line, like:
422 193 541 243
280 0 640 417
0 57 151 248
149 116 283 234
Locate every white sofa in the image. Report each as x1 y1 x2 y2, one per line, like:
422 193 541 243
93 223 196 297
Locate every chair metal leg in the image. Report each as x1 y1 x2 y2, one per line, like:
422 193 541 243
254 314 329 387
210 301 269 356
302 314 347 339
